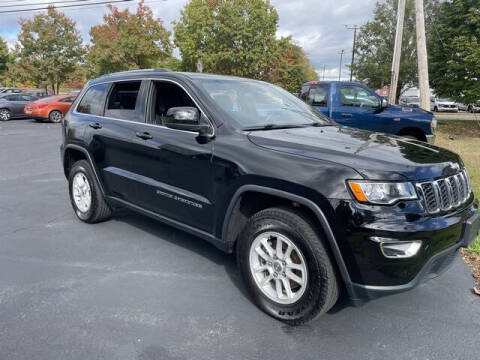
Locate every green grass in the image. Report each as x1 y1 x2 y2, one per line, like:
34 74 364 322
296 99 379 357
436 120 480 255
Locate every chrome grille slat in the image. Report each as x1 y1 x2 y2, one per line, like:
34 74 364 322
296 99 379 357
417 169 472 214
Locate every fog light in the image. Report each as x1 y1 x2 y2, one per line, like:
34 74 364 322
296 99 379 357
370 237 422 259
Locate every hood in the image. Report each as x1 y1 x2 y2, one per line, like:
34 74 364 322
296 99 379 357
387 104 433 117
436 100 456 105
248 125 462 181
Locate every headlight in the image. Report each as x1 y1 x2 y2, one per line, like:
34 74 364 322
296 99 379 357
348 181 418 205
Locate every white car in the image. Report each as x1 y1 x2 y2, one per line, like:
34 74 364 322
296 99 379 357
431 97 458 112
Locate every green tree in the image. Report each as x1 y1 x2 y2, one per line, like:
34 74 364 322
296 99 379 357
0 37 9 86
14 6 84 94
86 1 173 77
352 0 439 101
269 36 318 92
429 0 480 104
173 0 279 79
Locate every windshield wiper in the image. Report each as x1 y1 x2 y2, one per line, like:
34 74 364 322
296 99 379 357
242 124 308 131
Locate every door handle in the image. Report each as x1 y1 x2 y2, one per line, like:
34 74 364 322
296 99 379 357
89 122 102 129
341 113 352 118
136 132 153 140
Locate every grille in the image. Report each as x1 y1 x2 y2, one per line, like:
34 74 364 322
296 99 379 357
417 169 472 214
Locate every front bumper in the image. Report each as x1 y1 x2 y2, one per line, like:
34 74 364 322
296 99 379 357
334 197 479 302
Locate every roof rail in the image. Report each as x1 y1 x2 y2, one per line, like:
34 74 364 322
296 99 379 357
96 68 172 79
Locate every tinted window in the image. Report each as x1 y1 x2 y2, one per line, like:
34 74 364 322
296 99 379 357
77 84 109 116
307 85 328 106
59 97 74 103
340 85 379 109
21 95 37 101
6 95 20 101
105 81 142 121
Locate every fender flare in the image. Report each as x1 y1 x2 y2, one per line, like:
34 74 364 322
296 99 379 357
221 184 355 299
63 144 106 195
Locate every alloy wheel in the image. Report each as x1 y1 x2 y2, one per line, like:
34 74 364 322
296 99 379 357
49 111 63 123
72 172 92 213
0 109 10 121
249 231 308 305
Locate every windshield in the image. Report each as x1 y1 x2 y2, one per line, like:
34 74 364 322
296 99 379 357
197 79 330 129
438 98 452 102
407 97 419 103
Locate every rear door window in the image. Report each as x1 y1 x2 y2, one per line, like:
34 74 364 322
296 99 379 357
105 81 142 121
77 84 109 116
307 84 329 106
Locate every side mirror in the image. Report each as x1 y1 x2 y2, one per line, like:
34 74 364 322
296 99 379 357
381 98 388 109
165 107 212 136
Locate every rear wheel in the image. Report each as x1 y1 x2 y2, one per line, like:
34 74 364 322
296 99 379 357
49 110 63 123
0 108 11 121
237 207 339 325
68 160 111 223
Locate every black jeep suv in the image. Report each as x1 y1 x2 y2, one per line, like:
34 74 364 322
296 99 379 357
61 69 480 324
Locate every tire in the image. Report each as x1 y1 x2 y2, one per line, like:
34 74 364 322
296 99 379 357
68 160 111 223
49 110 63 123
0 108 11 121
237 207 339 325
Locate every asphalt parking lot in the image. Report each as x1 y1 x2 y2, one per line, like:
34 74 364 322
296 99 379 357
1 119 479 360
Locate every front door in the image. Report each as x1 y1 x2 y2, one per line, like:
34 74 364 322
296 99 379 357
331 84 384 132
127 80 215 233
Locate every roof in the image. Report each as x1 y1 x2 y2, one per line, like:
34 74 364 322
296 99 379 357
302 80 364 86
89 69 260 85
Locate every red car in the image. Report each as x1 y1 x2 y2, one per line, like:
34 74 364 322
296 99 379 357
24 95 76 123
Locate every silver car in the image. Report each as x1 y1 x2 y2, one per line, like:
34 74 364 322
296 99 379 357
0 93 38 121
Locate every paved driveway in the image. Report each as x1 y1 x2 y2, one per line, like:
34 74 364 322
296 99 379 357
0 119 479 360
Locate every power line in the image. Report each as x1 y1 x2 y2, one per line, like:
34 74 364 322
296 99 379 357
0 1 96 9
0 0 134 14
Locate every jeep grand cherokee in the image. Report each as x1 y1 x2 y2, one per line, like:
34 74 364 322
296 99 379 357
60 69 480 325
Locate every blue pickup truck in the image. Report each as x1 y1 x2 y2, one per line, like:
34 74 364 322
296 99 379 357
300 81 436 143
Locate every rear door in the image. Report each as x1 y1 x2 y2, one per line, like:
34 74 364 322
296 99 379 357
81 80 150 203
306 84 330 117
5 95 26 117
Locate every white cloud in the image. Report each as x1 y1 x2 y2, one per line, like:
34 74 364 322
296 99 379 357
0 0 378 80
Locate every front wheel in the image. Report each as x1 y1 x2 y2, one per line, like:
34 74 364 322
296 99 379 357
0 108 11 121
68 160 111 223
237 207 339 325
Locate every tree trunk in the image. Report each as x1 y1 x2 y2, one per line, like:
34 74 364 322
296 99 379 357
56 82 60 95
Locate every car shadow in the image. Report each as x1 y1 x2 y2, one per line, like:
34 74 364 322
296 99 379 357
111 208 353 318
111 209 247 298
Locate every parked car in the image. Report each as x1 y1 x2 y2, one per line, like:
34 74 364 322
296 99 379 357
61 70 479 324
0 93 38 121
468 101 480 113
24 95 76 123
430 97 458 112
300 81 436 142
26 89 54 98
399 96 420 108
0 88 24 94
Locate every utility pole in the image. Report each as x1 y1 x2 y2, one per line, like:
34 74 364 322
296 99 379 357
338 49 345 81
389 0 406 104
345 25 359 82
415 0 430 110
322 65 326 80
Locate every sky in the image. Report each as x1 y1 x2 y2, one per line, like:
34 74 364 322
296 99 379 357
0 0 378 80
